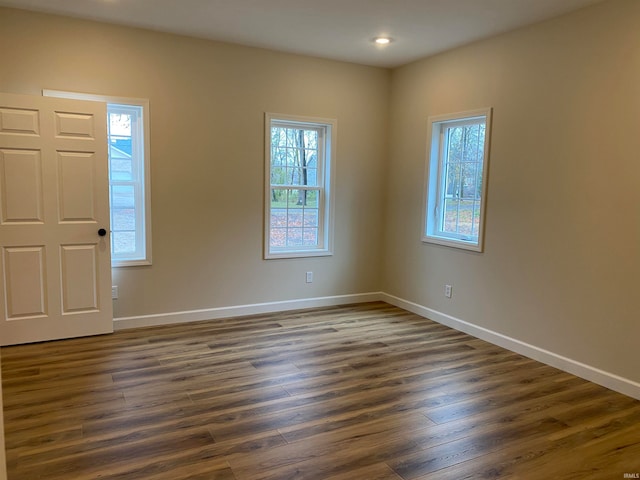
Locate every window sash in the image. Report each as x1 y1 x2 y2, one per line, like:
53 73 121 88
269 187 325 251
270 123 325 188
269 125 325 250
109 181 145 260
435 121 485 242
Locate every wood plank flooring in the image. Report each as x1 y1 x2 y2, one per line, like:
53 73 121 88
2 302 640 479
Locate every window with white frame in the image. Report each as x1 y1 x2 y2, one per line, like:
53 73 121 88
265 113 336 259
43 90 152 266
423 108 492 252
106 103 149 264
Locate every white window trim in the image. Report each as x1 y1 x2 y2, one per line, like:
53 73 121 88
264 112 336 260
43 89 152 266
422 108 492 252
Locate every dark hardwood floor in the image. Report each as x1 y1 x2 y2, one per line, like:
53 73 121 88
2 302 640 479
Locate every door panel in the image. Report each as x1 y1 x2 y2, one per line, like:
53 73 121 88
0 92 112 346
58 151 97 222
3 246 47 319
0 148 44 223
0 106 40 136
60 244 99 313
55 111 95 139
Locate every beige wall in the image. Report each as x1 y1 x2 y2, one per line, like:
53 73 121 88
0 7 389 318
384 0 640 383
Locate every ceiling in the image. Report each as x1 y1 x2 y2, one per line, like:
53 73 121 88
0 0 606 68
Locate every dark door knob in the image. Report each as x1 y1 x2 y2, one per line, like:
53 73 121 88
98 228 107 237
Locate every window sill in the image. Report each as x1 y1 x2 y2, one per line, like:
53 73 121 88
422 235 483 253
112 259 152 268
265 249 333 260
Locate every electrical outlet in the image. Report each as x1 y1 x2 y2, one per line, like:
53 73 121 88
444 284 452 298
306 271 313 283
112 286 119 299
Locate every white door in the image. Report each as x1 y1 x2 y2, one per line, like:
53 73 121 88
0 92 113 346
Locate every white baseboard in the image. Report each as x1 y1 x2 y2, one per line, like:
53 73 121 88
114 292 384 330
114 290 640 401
381 293 640 401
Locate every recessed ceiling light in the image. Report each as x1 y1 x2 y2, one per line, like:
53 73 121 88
373 37 393 46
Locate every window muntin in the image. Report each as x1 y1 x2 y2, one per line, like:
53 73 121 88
423 109 492 252
265 114 335 259
43 90 152 266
